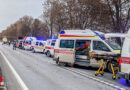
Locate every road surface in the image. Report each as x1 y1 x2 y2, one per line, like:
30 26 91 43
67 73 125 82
0 44 129 90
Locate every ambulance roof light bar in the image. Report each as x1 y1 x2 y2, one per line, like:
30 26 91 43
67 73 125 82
60 29 96 36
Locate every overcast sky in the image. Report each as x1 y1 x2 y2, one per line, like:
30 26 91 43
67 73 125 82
0 0 44 32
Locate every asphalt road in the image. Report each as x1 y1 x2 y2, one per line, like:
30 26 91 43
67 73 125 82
0 44 130 90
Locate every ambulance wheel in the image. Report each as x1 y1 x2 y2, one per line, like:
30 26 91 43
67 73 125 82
126 79 129 84
43 50 45 54
47 51 51 57
56 60 60 65
107 62 112 72
33 49 35 53
56 59 61 66
112 75 116 80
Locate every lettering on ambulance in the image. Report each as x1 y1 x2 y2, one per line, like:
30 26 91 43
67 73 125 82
120 57 130 64
54 49 74 54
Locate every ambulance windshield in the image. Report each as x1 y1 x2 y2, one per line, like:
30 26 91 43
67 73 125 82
105 40 121 50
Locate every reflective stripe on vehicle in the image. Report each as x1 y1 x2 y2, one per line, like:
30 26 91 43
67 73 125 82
45 47 54 49
120 57 130 64
54 49 74 54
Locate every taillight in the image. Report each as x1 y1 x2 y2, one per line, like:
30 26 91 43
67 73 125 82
119 57 121 66
0 76 3 82
0 76 4 87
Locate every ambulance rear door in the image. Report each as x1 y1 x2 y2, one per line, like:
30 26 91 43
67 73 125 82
121 35 130 74
57 39 75 64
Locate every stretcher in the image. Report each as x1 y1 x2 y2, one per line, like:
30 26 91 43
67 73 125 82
90 53 120 80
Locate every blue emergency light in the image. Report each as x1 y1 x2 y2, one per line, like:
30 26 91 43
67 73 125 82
37 37 45 41
94 31 105 40
60 30 65 34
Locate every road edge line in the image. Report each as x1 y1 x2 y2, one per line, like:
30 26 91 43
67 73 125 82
63 67 125 90
0 51 29 90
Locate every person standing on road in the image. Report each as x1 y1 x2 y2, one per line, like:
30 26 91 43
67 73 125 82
8 41 11 46
13 41 16 50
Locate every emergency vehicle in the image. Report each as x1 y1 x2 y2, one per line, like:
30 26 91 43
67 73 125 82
45 39 56 57
0 67 5 88
119 29 130 84
23 37 36 50
16 40 24 49
32 40 46 53
53 29 121 72
2 37 7 44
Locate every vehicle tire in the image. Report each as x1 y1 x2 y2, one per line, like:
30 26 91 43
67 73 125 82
107 62 118 73
56 59 60 66
107 62 112 72
43 49 45 54
56 60 65 66
33 49 35 53
47 51 51 57
126 79 129 84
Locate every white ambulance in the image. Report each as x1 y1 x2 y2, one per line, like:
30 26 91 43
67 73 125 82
23 37 36 50
119 29 130 84
45 39 56 57
53 29 121 72
32 40 46 53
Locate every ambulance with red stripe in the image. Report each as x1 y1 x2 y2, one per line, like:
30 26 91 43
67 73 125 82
119 29 130 84
45 39 56 57
23 37 36 50
32 40 46 53
54 29 121 72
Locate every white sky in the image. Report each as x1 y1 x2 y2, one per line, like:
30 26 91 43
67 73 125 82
0 0 44 32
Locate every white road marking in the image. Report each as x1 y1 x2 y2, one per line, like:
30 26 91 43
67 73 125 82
63 67 125 90
0 51 29 90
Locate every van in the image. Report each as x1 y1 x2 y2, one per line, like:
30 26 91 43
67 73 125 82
45 39 56 57
53 29 121 72
16 40 24 49
118 29 130 83
32 40 46 53
23 37 36 50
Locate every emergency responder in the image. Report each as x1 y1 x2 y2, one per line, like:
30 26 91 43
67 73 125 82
13 41 16 50
8 41 11 46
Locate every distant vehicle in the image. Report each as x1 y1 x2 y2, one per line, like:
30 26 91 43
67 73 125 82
23 37 36 50
16 40 24 49
2 37 7 44
32 40 46 53
53 29 120 72
118 29 130 84
45 39 56 57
